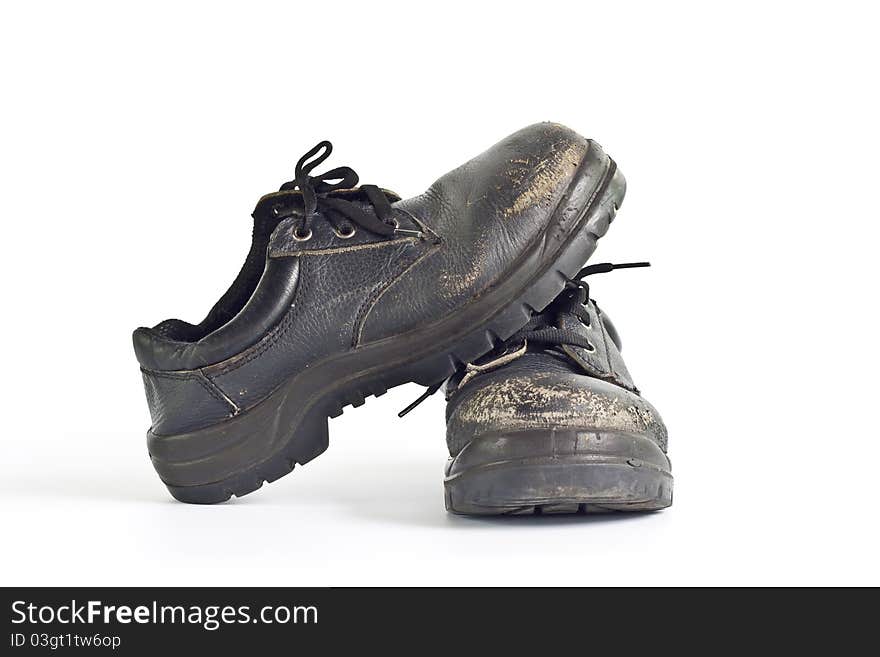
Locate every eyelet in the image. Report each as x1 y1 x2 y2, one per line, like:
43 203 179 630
579 316 592 329
385 217 400 230
271 203 284 217
292 227 312 242
334 224 356 239
582 342 596 353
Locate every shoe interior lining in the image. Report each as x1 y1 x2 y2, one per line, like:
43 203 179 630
150 215 282 344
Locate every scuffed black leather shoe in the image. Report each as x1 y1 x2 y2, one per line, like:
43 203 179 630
133 123 625 503
443 263 672 515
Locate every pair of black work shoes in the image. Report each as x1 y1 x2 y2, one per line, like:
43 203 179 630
133 123 672 514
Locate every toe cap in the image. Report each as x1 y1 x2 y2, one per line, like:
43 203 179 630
446 358 667 457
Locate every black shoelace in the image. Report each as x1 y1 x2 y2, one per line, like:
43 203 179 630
274 141 401 240
507 261 650 352
398 261 650 417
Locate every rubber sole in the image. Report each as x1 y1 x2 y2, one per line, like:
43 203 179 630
152 149 626 504
444 429 673 515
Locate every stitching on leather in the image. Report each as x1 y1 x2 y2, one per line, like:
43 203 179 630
140 367 198 380
349 241 435 348
198 371 240 414
204 233 429 375
141 368 230 411
194 373 233 408
204 292 300 377
211 304 297 376
352 241 443 347
348 243 412 348
595 305 615 375
138 308 297 380
271 236 419 258
396 207 441 242
593 306 638 393
585 308 640 394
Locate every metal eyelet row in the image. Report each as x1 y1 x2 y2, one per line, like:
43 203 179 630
292 225 361 241
299 218 396 242
272 202 403 243
291 224 359 242
273 204 355 242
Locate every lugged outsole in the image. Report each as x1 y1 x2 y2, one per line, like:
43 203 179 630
160 158 626 504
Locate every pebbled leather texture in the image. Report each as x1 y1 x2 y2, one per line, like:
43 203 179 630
140 369 235 435
202 236 433 413
358 123 603 343
445 351 668 458
444 293 666 458
133 259 300 371
134 123 614 436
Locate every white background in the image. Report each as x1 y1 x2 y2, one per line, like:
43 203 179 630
1 1 877 586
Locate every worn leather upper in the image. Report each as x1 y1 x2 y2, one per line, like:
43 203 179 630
357 123 594 343
134 123 608 435
444 299 668 457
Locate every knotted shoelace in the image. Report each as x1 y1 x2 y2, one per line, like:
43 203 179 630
398 262 651 416
507 261 650 352
274 140 400 239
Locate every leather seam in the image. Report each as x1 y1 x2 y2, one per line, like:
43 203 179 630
352 241 443 347
270 236 419 258
203 292 300 377
396 207 441 242
142 368 232 413
194 375 233 411
348 243 423 348
596 305 615 375
198 371 240 415
594 306 640 394
140 368 198 381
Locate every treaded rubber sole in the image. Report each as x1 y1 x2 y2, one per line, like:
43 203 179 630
155 149 626 504
444 429 673 515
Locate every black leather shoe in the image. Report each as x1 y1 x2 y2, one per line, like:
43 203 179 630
133 123 625 503
443 263 673 515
